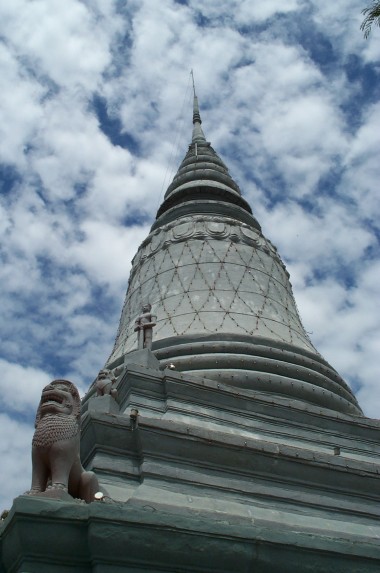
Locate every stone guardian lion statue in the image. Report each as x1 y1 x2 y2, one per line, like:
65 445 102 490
27 379 101 503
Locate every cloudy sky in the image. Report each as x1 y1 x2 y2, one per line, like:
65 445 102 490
0 0 379 510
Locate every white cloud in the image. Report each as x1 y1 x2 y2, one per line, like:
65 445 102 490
260 200 374 271
0 360 51 414
341 102 380 220
70 221 150 289
0 43 44 167
0 414 33 512
0 0 116 89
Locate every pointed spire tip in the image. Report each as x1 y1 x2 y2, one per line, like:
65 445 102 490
190 71 206 144
191 71 202 126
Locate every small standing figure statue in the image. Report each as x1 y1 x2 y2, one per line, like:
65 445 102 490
134 303 156 350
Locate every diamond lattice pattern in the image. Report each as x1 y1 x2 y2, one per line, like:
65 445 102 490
107 218 316 364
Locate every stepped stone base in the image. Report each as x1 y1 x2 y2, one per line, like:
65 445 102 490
2 366 380 572
1 495 379 573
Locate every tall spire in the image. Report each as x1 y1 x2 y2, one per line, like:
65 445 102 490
191 70 206 143
105 90 362 416
155 76 254 224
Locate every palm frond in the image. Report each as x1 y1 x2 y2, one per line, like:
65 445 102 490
361 1 380 38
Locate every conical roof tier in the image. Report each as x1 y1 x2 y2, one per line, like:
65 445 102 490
107 95 362 417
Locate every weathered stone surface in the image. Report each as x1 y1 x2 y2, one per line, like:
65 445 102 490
78 365 380 572
1 495 380 573
87 394 119 414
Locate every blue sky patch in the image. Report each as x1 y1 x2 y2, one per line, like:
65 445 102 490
93 95 140 153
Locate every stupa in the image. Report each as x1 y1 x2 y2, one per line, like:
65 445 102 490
1 89 379 573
